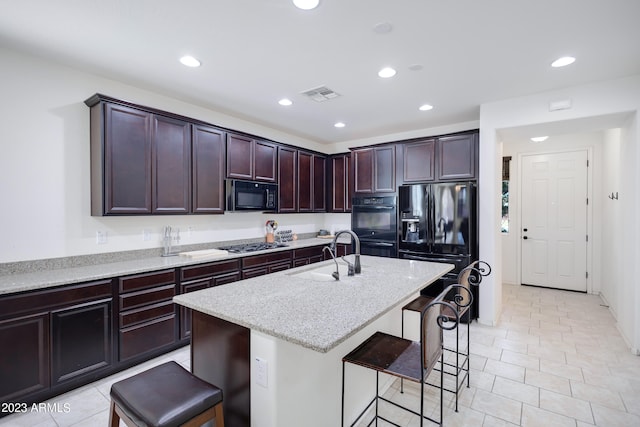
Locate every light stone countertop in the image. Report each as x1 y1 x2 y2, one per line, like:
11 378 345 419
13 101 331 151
0 237 348 295
173 256 454 353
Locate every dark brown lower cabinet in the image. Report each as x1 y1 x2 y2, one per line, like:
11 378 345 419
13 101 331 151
118 270 177 362
0 279 113 407
0 312 50 402
293 245 327 267
241 251 292 279
51 299 112 385
0 243 337 411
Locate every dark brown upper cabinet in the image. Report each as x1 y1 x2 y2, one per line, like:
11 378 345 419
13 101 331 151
86 94 230 216
437 133 477 181
328 153 352 212
297 151 313 212
353 146 396 193
152 115 191 214
313 155 326 212
402 139 436 183
278 148 325 213
192 125 225 214
94 102 153 215
278 146 297 213
296 151 326 213
226 133 277 183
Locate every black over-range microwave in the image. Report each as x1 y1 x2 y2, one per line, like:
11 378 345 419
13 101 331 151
226 180 278 211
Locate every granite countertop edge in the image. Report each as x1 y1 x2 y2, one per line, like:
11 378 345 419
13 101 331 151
0 237 349 295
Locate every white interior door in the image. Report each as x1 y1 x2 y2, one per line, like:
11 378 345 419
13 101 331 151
521 150 588 292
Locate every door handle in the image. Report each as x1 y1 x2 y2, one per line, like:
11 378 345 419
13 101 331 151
523 236 528 240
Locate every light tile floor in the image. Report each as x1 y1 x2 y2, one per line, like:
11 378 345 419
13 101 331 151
0 346 191 427
353 284 640 427
2 284 640 426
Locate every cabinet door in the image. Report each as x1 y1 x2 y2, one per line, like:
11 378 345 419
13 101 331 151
179 278 212 340
346 153 353 211
298 151 313 212
51 299 112 385
330 154 352 212
104 103 152 214
278 146 297 212
192 125 225 213
313 155 326 212
403 139 435 182
226 133 254 180
0 313 49 402
254 140 277 182
437 133 477 180
330 155 346 211
353 148 374 193
374 146 396 192
152 115 191 213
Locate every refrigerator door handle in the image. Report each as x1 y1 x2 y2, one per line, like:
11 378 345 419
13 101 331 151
362 241 395 247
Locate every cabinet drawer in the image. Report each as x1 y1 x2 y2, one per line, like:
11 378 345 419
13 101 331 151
242 251 291 269
119 300 175 328
119 284 175 311
293 246 325 259
180 259 240 281
0 280 112 319
118 269 175 293
119 315 176 361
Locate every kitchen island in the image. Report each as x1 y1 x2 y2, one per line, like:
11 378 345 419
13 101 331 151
173 255 453 427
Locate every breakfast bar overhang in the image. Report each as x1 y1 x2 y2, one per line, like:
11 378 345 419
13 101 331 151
174 255 453 427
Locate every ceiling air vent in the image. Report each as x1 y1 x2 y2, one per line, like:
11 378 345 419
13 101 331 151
300 86 340 102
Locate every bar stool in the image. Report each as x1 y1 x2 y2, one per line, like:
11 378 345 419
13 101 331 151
109 361 224 427
401 260 491 411
341 288 459 426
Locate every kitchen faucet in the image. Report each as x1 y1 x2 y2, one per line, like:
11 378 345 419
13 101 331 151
322 246 340 281
331 230 361 274
162 226 180 257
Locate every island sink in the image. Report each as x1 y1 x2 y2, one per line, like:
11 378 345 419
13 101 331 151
286 260 361 282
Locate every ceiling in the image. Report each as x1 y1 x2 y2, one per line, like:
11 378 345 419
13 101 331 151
1 0 639 145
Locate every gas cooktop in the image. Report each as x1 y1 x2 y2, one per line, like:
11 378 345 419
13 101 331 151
217 242 289 253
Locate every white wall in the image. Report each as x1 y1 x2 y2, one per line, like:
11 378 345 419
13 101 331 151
479 74 640 352
0 46 336 263
601 129 623 317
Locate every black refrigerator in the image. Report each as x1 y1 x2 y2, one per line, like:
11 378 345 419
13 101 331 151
398 182 479 319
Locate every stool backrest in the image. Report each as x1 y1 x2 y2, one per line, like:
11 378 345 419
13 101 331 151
455 260 492 306
420 293 455 375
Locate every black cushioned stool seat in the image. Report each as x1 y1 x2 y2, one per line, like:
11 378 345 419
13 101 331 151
109 361 224 427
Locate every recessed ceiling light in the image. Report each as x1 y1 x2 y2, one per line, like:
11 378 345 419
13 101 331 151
530 136 549 142
373 22 393 34
293 0 319 10
551 56 575 68
419 104 433 111
179 55 201 67
334 122 346 128
278 98 293 106
408 64 424 71
378 67 396 78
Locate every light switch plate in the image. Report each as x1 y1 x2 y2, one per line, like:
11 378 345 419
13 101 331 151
255 357 268 388
96 231 107 244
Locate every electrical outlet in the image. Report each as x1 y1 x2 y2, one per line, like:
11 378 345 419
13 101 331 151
143 229 151 241
255 357 268 388
96 231 107 244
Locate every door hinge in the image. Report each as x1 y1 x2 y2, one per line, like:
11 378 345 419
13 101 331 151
586 234 589 242
587 159 589 167
586 198 589 205
586 271 589 279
